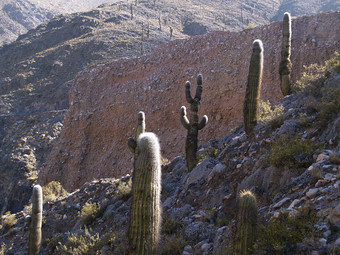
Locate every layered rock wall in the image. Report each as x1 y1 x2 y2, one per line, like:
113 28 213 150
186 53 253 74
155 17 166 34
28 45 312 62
39 12 340 190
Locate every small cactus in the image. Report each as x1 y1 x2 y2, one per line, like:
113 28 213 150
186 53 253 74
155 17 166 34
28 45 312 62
128 111 145 160
128 132 161 255
234 190 258 255
29 185 43 255
180 74 208 171
243 39 263 134
279 12 292 96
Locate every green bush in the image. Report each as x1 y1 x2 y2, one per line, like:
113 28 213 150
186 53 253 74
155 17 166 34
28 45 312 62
105 178 132 201
162 216 183 235
292 63 327 94
270 136 317 168
0 243 12 255
292 52 340 94
254 208 319 254
78 202 101 226
43 181 68 202
160 236 187 255
56 228 106 254
297 113 315 128
52 230 121 254
46 233 64 253
244 23 256 30
198 144 226 163
258 100 284 129
292 53 340 131
114 178 132 201
0 212 17 231
319 85 340 124
217 216 231 228
324 51 340 77
161 156 171 166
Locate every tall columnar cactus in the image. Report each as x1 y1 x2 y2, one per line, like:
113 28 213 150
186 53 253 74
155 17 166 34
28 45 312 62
279 12 292 96
128 111 145 160
128 132 161 255
29 185 43 255
243 39 263 135
234 190 258 255
180 74 208 171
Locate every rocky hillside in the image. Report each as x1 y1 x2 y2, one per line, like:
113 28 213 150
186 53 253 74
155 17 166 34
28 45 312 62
1 52 339 254
1 0 340 46
0 0 339 216
0 0 116 46
39 12 340 191
272 0 340 21
0 0 281 215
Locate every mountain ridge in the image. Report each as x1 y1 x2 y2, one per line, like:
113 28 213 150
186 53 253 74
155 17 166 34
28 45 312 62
0 0 117 46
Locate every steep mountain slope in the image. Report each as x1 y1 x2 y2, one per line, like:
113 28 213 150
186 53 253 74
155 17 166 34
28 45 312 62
1 54 339 254
0 1 339 254
1 0 339 46
272 0 340 21
0 0 116 46
38 12 340 191
0 0 281 214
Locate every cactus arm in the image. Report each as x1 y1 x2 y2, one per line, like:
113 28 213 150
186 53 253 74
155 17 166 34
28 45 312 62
198 115 208 130
128 111 146 160
128 137 137 153
180 106 190 130
185 81 194 104
194 74 203 101
136 111 145 139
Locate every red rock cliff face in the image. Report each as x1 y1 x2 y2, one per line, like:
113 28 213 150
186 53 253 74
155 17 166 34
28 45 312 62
39 12 340 191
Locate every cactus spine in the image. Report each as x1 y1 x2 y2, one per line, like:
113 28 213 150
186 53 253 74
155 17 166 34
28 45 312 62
128 111 145 160
243 39 263 135
279 12 292 96
234 190 258 255
29 185 43 255
180 74 208 171
128 132 161 255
